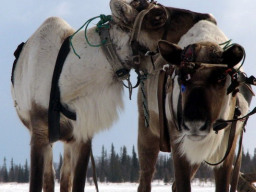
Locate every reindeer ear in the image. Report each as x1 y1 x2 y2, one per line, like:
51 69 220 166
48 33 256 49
110 0 138 25
222 44 245 68
130 0 149 12
158 40 182 65
144 7 168 29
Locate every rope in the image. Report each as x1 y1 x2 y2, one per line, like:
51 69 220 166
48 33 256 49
69 14 112 58
219 39 234 51
139 72 150 127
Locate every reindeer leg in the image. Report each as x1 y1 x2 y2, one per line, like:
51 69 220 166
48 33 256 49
137 113 160 192
71 139 92 192
214 135 238 192
60 143 73 192
43 144 55 192
172 163 200 192
171 144 200 192
30 133 53 192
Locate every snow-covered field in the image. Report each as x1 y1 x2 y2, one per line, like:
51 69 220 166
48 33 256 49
0 181 215 192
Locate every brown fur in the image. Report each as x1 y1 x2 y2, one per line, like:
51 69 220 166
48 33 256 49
138 41 245 192
137 7 217 192
138 7 216 52
72 140 92 192
60 146 72 192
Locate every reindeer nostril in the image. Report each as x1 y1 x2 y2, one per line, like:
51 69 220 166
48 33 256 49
199 122 208 131
183 122 190 130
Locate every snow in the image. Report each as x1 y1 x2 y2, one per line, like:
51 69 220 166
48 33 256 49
0 181 216 192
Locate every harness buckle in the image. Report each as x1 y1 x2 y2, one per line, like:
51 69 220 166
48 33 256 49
116 68 130 78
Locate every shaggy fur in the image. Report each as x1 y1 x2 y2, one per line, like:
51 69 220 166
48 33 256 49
137 20 249 192
11 1 138 191
11 0 218 191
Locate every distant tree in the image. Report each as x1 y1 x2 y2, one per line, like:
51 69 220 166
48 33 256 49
130 146 139 182
99 145 108 182
241 150 251 173
109 143 121 182
9 158 15 182
120 146 131 181
17 164 23 183
2 158 8 182
24 159 29 182
252 148 256 172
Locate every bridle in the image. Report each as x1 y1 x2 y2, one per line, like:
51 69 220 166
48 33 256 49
121 1 171 99
160 44 256 191
130 1 170 68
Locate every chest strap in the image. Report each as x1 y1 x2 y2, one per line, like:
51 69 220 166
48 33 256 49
48 36 76 143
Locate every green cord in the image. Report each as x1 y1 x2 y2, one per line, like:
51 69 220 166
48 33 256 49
69 14 112 59
219 39 234 51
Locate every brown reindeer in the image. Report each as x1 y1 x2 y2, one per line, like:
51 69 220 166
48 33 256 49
137 20 252 191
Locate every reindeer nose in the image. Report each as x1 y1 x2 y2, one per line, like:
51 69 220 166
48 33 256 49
184 87 209 121
183 120 208 132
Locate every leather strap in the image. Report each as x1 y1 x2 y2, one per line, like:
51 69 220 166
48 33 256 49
12 42 25 85
205 120 238 166
99 27 130 80
130 3 157 65
48 36 76 143
158 70 171 152
230 129 243 192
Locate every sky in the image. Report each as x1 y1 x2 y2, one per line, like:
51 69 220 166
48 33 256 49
0 0 256 165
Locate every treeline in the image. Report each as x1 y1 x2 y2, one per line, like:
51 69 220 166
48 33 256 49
0 158 29 182
86 145 256 183
1 145 256 183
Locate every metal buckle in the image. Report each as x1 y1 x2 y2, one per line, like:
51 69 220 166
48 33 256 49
116 68 130 78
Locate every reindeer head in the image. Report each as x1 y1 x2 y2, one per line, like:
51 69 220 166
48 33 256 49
110 0 216 53
158 40 244 141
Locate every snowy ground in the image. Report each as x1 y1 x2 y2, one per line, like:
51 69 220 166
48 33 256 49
0 181 215 192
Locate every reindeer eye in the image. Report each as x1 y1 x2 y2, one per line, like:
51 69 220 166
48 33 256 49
210 70 227 86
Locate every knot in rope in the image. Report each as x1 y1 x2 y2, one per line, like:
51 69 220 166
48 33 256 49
69 14 112 58
96 14 112 30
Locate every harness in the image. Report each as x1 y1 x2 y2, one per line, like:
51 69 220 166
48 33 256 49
132 2 171 127
130 2 170 66
11 42 25 85
48 36 76 142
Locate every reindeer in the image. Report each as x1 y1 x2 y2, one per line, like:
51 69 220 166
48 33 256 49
11 0 216 191
137 19 254 192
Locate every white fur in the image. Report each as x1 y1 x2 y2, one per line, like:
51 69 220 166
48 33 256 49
178 20 228 48
12 16 133 142
167 20 249 165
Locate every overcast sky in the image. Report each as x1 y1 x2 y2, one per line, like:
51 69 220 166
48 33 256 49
0 0 255 165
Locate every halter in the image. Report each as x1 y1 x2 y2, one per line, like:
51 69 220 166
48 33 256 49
158 48 256 191
130 1 170 67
